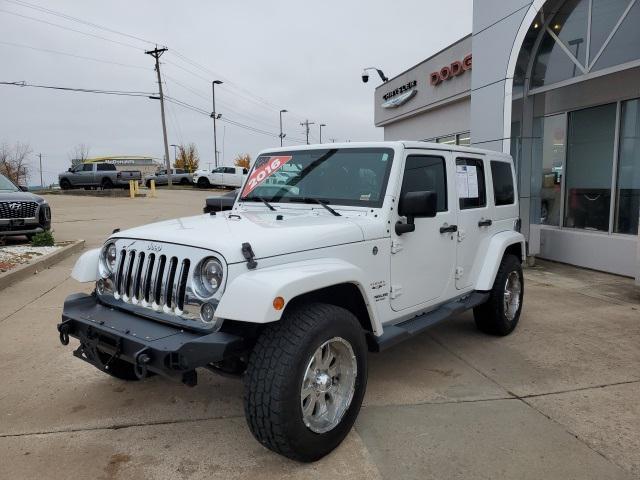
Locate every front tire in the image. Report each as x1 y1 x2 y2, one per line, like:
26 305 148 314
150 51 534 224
244 303 368 462
197 177 211 188
473 254 523 336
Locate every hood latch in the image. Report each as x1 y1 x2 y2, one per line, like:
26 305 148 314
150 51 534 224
241 242 258 270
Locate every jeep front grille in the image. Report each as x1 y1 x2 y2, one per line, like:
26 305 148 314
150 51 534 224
0 201 38 219
114 249 191 312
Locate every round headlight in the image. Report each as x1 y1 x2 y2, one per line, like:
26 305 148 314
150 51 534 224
99 242 117 278
194 257 223 298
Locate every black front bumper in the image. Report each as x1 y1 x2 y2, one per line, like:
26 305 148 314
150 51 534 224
57 293 243 385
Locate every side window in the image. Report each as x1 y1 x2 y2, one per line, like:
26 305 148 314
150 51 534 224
243 168 248 174
224 167 236 174
97 163 115 171
176 169 185 174
82 164 93 172
400 155 447 212
456 158 486 209
490 161 515 206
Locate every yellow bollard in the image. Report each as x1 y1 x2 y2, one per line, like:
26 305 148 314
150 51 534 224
129 180 135 199
150 179 156 198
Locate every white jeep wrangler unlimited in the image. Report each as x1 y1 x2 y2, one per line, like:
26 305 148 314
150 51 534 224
58 141 525 462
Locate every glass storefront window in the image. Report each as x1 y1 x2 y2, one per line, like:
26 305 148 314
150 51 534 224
592 1 640 71
564 103 617 231
551 0 589 66
532 114 566 226
457 133 471 146
436 135 456 145
589 0 629 62
614 98 640 234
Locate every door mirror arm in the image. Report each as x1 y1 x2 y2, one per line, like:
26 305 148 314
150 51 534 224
395 190 438 235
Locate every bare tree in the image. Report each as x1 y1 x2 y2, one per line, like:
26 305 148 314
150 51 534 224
69 143 90 166
0 141 32 186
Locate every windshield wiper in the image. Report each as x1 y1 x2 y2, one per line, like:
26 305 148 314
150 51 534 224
245 196 276 211
291 197 341 216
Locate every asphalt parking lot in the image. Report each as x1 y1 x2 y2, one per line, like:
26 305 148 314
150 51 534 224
1 190 639 479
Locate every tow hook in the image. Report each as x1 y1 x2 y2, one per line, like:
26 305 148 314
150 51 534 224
133 349 151 379
57 321 71 345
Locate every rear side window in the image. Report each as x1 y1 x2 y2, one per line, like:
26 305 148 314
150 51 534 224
400 155 447 212
456 158 486 209
223 167 236 174
82 164 93 172
490 161 515 206
97 163 114 171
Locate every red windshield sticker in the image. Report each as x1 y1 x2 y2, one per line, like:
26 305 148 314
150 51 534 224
242 155 293 197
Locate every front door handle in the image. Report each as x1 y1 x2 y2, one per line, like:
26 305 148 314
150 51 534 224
478 219 493 227
440 224 458 234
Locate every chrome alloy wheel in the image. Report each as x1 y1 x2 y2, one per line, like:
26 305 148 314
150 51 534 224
300 337 357 434
504 271 522 321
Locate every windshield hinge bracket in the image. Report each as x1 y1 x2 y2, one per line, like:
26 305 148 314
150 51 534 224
241 242 258 270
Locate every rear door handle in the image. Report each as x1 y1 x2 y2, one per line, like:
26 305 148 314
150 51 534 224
478 219 493 227
440 224 458 234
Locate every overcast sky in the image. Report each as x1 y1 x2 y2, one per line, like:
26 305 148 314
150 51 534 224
0 0 472 185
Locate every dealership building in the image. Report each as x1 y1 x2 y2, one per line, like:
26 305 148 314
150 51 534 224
85 156 161 176
375 0 640 279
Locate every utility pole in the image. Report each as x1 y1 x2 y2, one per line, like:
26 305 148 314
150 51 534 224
37 153 43 188
300 119 315 145
279 109 287 147
211 80 223 168
145 46 173 188
319 124 326 144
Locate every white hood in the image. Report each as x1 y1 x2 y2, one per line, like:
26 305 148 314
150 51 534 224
114 209 373 264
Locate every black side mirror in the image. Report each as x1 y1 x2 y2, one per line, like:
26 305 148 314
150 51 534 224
396 190 437 235
19 185 28 192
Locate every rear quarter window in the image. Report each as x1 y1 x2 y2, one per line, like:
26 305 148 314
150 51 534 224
490 161 515 206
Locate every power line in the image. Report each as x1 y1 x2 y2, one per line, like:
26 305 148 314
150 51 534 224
0 40 149 70
0 80 155 97
4 0 159 47
0 8 141 50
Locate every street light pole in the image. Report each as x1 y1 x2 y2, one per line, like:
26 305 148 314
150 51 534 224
279 109 288 147
319 124 326 144
211 80 223 168
170 144 178 166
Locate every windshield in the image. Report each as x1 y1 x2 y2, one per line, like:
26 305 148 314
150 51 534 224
0 174 19 192
240 148 394 207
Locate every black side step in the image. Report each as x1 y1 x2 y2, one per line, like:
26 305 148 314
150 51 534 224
370 292 489 352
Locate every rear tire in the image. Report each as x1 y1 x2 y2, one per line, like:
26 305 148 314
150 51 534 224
244 303 368 462
473 254 523 336
180 178 190 185
101 178 113 189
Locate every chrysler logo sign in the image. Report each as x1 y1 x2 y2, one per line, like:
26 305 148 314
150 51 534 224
381 80 417 109
381 89 417 109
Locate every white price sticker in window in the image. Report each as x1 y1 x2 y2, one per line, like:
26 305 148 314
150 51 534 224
456 164 479 199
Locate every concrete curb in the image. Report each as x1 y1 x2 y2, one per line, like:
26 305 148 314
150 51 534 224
0 240 85 290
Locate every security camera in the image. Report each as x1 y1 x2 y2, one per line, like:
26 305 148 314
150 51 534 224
361 70 369 83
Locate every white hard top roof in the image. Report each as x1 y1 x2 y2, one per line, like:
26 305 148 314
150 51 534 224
258 141 512 161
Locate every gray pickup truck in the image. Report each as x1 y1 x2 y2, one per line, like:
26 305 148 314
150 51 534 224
143 168 193 187
59 163 141 190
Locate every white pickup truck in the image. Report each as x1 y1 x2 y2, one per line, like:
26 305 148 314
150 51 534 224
58 141 525 462
193 166 248 189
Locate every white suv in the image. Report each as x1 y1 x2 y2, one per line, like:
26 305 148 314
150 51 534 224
58 141 525 462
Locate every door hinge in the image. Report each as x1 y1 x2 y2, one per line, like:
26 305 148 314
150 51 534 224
391 239 403 254
455 267 464 279
390 284 403 299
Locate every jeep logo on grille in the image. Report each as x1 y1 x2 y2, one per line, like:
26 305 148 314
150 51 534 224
146 242 162 252
9 202 21 211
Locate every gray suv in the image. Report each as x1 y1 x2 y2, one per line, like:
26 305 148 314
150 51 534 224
0 173 51 239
